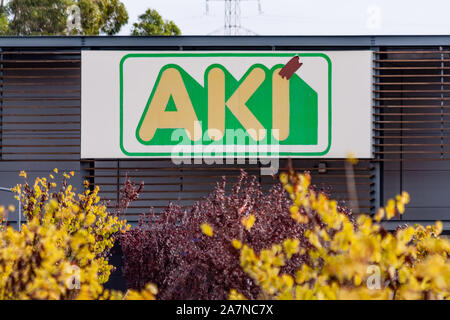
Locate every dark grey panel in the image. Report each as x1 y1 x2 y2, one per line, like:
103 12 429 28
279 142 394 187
401 170 450 221
383 170 401 203
402 207 450 221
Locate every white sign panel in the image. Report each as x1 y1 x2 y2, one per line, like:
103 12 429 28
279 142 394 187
81 51 373 159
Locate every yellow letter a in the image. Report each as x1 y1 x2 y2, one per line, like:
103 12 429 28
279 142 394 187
138 68 202 142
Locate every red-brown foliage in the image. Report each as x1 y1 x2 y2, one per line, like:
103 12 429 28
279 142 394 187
120 171 316 299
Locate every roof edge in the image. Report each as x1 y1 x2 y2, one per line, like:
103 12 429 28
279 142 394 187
0 35 449 47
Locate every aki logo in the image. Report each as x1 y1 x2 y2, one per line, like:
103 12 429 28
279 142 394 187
119 53 332 157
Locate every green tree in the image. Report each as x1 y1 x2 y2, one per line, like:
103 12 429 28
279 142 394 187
77 0 128 35
5 0 128 35
7 0 71 35
0 0 9 35
131 8 181 36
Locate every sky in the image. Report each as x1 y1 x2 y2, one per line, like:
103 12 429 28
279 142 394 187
119 0 450 36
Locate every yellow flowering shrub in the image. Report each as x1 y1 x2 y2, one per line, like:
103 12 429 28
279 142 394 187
0 170 156 300
230 169 450 300
0 207 5 231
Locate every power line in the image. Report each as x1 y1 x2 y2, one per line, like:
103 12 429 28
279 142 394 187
205 0 262 35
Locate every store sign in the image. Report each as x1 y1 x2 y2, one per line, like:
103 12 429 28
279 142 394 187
81 51 373 159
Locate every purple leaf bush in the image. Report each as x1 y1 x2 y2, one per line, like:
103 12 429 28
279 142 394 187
120 170 352 300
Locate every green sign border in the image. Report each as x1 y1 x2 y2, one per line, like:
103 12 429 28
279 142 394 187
119 52 332 157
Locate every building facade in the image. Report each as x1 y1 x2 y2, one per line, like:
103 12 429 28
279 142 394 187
0 36 449 232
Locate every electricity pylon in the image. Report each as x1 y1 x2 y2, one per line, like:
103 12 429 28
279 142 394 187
206 0 262 35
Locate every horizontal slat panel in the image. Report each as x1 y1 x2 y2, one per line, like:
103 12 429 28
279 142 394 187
81 159 373 220
374 48 450 161
0 50 81 166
